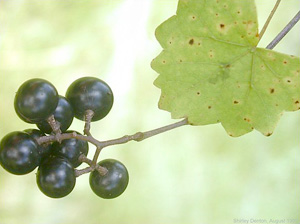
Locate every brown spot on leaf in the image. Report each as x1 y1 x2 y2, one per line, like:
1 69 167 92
220 24 225 28
295 100 299 104
283 60 288 64
225 64 230 68
196 92 200 95
215 13 219 17
189 39 194 45
162 60 166 64
233 100 239 104
237 11 241 14
179 59 182 63
208 106 212 109
256 33 259 37
243 118 251 122
270 88 275 94
287 79 291 83
266 132 273 137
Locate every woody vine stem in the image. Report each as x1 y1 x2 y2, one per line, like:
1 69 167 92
37 4 300 177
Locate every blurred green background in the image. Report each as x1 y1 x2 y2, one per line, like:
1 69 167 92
0 0 300 223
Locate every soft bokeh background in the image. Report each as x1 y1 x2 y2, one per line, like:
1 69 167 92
0 0 299 223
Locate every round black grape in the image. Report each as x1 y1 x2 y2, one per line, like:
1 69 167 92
65 77 113 121
36 157 76 198
14 78 59 123
89 159 129 199
36 96 74 134
0 131 40 175
24 129 51 161
51 131 88 168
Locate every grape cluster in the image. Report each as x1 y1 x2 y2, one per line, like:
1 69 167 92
0 77 129 199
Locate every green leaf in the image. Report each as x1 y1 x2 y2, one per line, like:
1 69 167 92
151 0 300 137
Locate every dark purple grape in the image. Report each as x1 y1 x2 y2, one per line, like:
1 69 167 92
0 131 40 175
51 131 88 168
65 77 113 121
36 96 74 134
24 129 51 161
89 159 129 199
14 79 59 123
36 157 76 198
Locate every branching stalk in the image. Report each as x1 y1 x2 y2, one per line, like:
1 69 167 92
38 118 188 149
47 115 61 134
99 118 188 147
46 115 62 142
75 154 108 177
37 118 189 177
75 167 93 177
92 147 102 167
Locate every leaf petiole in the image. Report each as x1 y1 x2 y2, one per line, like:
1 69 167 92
266 10 300 49
258 0 282 42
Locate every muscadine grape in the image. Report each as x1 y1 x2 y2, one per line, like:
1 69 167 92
51 131 89 168
89 159 129 199
14 78 59 123
36 157 76 198
36 96 74 134
0 131 40 175
65 77 113 121
24 129 51 161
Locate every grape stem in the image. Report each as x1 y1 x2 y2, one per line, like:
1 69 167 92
83 110 94 136
74 166 93 177
37 118 188 148
46 115 62 142
75 154 108 177
100 118 188 147
37 118 188 176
